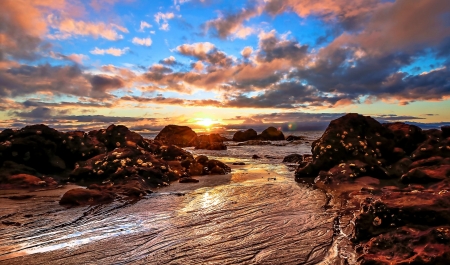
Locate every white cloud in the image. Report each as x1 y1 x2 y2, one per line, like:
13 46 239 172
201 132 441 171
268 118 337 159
139 21 152 32
90 47 130 56
132 37 152 46
154 12 175 31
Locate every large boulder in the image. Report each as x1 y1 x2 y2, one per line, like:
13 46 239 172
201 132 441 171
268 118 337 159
257 127 285 140
232 129 257 142
295 113 395 180
195 134 227 150
155 125 198 147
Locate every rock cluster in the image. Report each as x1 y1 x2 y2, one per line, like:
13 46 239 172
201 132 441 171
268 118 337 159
295 113 450 264
0 124 230 206
232 127 285 142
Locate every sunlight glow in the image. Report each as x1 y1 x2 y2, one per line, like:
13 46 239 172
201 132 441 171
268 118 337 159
196 118 214 127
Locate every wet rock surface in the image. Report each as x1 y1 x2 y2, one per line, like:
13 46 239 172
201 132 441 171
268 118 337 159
295 113 450 264
0 124 230 206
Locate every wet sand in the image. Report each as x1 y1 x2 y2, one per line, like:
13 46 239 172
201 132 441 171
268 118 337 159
0 162 338 264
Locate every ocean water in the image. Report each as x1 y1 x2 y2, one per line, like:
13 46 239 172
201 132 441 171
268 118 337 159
0 130 351 264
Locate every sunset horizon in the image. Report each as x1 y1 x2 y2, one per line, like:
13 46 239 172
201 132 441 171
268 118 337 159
1 0 450 133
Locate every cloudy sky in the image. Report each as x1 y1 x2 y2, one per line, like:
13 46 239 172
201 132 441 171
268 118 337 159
1 0 450 133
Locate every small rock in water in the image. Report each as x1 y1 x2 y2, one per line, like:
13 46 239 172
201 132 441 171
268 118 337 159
252 155 261 159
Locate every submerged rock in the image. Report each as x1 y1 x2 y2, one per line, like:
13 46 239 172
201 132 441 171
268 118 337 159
283 154 303 163
286 135 304 142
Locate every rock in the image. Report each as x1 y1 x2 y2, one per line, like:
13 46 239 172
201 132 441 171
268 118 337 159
401 165 450 184
295 113 396 181
8 195 35 200
282 154 303 163
195 155 209 164
155 125 198 147
442 125 450 138
188 162 204 176
197 134 227 143
237 140 271 146
232 162 245 165
286 135 304 141
160 145 194 161
252 154 260 159
8 174 43 188
257 127 285 141
60 188 115 206
386 157 412 178
179 177 199 183
195 142 227 150
232 129 257 142
383 122 426 154
195 134 228 150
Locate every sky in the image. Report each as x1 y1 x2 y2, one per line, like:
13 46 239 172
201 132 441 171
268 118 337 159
1 0 450 133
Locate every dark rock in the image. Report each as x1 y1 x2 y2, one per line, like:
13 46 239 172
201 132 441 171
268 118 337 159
8 195 35 200
195 155 209 165
179 178 199 183
232 162 245 165
282 154 303 163
237 140 271 146
195 142 227 150
257 127 285 141
286 135 304 141
295 113 396 181
252 154 260 159
155 125 198 147
232 129 257 142
442 125 450 138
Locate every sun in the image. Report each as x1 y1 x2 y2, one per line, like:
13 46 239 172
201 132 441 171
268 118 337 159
196 118 214 127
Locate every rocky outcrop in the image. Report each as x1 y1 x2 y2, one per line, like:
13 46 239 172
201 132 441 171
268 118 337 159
294 113 450 264
154 125 198 147
0 124 231 206
232 129 257 142
257 127 285 141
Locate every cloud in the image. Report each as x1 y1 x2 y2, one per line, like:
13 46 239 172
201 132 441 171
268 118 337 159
138 21 152 32
47 15 129 41
176 42 233 68
0 63 127 98
241 46 253 58
90 47 130 56
159 56 179 66
204 4 263 39
154 12 175 31
132 37 152 46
